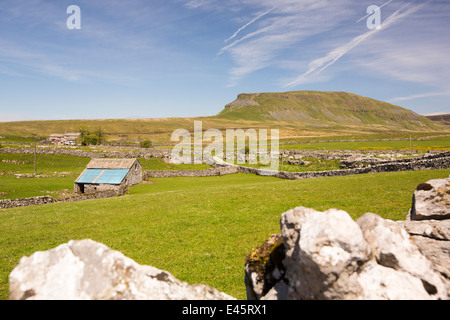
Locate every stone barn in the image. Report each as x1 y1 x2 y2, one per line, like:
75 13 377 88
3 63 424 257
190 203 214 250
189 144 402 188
74 158 142 194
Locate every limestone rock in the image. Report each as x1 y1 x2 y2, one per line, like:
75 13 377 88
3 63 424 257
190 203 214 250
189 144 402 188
280 207 371 300
357 213 447 299
357 261 438 300
409 177 450 221
252 205 449 300
9 239 235 300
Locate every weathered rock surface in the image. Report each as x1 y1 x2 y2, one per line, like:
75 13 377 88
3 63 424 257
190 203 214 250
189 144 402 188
409 177 450 221
246 177 450 300
9 239 235 300
244 234 285 300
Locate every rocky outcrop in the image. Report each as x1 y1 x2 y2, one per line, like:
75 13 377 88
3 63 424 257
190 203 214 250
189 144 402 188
9 239 235 300
245 177 450 300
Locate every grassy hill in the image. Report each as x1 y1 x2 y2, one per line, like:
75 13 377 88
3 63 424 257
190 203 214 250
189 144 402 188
0 91 447 143
217 91 439 130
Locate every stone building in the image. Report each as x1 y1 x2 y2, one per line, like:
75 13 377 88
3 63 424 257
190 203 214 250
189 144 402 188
74 158 142 194
49 133 81 145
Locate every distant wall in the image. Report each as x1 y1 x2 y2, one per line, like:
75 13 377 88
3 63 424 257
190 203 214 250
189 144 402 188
245 154 450 180
339 151 450 169
145 152 450 180
144 166 241 179
0 147 166 159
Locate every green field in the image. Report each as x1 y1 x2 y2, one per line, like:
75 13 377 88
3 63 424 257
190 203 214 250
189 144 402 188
0 154 212 200
1 169 449 300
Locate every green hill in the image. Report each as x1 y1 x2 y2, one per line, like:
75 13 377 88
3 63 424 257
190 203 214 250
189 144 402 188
217 91 440 131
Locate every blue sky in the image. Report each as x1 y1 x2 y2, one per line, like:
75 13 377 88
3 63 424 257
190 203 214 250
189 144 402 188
0 0 449 122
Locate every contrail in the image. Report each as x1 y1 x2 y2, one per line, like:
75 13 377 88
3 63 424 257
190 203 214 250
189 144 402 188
225 6 277 43
285 2 425 89
357 0 393 23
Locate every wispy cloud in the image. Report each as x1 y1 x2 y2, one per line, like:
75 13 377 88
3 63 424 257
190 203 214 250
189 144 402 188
224 6 277 43
389 90 450 103
216 1 357 86
284 2 425 89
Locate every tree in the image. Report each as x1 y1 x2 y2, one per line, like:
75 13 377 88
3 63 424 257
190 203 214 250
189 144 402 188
78 126 106 146
140 140 153 149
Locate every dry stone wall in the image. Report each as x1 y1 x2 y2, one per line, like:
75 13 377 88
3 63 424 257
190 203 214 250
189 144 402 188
144 166 240 179
245 176 450 300
0 196 56 209
147 151 449 179
0 189 124 210
9 239 235 300
0 147 166 159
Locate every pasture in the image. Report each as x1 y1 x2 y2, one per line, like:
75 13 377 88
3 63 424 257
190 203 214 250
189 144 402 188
1 166 449 299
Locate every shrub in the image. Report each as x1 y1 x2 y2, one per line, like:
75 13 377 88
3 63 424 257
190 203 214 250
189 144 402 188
140 140 153 149
78 127 107 146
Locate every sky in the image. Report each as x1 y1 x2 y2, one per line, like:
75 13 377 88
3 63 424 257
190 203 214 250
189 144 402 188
0 0 449 122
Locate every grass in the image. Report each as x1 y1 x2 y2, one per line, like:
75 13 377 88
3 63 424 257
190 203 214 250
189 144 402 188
0 154 211 200
1 169 449 300
0 154 90 200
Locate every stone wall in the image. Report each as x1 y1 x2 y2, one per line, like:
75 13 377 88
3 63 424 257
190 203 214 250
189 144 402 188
60 189 125 202
145 152 450 180
339 150 450 169
0 196 56 209
144 166 241 179
245 177 450 300
0 147 166 159
270 155 450 180
1 189 124 210
9 239 235 300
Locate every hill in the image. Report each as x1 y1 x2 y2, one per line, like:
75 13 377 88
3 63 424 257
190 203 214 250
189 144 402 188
0 91 447 143
217 91 440 130
426 114 450 126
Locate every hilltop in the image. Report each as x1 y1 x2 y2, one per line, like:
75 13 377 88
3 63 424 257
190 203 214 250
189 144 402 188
0 91 447 143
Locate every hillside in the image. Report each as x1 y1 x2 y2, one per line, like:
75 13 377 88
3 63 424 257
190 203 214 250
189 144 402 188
217 91 440 130
0 91 447 143
426 114 450 126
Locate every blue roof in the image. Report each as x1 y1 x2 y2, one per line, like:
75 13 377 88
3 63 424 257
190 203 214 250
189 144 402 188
76 169 130 185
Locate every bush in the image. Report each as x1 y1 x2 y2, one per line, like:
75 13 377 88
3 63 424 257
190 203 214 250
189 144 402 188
78 127 107 146
140 140 153 149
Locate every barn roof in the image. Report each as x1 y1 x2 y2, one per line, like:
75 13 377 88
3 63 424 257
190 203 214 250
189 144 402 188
76 168 130 185
86 158 138 169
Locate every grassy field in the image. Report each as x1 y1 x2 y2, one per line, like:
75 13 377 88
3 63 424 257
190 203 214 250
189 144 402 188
0 154 212 200
1 169 449 300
